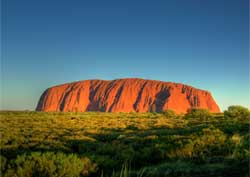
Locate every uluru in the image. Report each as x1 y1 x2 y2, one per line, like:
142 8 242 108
36 78 220 113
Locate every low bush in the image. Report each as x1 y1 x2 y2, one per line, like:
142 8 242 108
162 109 177 118
232 134 250 160
3 152 97 177
224 105 250 119
185 108 211 119
192 126 227 159
0 155 7 175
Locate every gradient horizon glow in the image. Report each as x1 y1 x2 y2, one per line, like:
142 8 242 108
2 0 249 111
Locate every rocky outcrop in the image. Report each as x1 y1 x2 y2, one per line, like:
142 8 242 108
36 78 220 113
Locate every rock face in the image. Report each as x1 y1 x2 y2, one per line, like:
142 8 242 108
36 78 220 113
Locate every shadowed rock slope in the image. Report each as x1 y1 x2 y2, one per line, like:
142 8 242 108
36 78 220 113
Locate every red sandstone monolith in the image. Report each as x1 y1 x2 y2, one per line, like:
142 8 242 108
36 78 220 113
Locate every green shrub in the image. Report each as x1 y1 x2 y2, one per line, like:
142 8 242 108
233 134 250 160
224 105 250 119
95 156 117 171
0 155 7 175
162 109 177 118
192 126 227 159
81 157 98 176
4 152 97 177
185 108 211 119
166 139 194 158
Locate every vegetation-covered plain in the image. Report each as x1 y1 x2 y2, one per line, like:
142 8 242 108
0 106 249 177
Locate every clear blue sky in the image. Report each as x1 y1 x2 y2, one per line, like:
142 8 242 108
1 0 249 111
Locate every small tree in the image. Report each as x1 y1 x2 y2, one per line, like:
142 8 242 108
185 108 211 119
224 105 250 119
